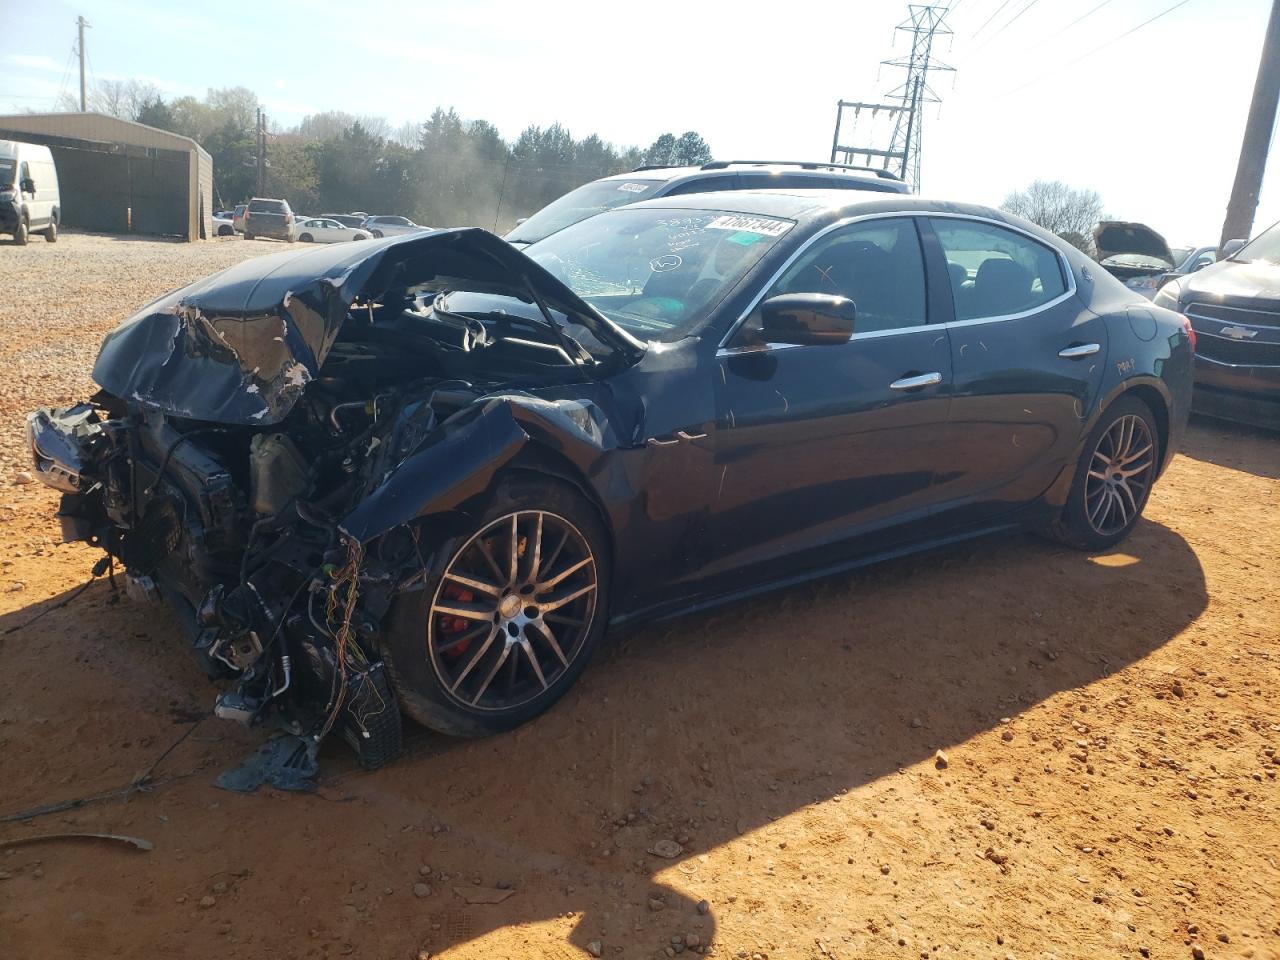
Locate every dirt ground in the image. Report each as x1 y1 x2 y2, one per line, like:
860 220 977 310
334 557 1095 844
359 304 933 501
0 233 1277 960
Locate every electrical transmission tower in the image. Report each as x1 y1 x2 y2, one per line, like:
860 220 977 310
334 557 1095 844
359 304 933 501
830 3 954 192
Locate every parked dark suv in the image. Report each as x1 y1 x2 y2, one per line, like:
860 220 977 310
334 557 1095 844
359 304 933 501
505 160 909 247
243 197 295 241
1155 220 1280 430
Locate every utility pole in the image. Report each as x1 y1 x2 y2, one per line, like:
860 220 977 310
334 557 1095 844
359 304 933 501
77 15 91 112
256 108 266 196
882 4 953 192
828 3 953 193
1220 0 1280 250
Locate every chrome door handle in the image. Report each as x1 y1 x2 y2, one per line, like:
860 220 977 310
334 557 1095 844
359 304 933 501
889 372 942 391
1058 342 1100 359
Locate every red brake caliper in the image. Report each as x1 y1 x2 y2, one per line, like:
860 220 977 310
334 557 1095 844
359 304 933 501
439 583 476 657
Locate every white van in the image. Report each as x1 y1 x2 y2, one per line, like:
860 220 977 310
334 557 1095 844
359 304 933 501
0 140 61 245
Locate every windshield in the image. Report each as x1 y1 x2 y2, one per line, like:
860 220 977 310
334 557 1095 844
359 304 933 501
0 158 14 187
507 178 664 244
525 206 793 340
1232 220 1280 264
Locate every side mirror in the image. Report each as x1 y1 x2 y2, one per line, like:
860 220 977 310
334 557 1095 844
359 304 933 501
759 293 856 346
514 217 528 227
20 178 35 193
1221 238 1247 258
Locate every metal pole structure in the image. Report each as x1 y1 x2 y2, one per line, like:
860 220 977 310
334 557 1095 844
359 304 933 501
1220 0 1280 250
77 15 90 111
830 101 844 164
256 109 266 196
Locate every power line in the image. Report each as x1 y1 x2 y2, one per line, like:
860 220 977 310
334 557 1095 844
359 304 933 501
973 0 1046 53
1026 0 1116 52
971 0 1017 38
53 44 76 109
1002 0 1199 97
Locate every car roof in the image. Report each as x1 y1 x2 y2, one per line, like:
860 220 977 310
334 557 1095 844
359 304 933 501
596 163 905 188
615 188 1014 227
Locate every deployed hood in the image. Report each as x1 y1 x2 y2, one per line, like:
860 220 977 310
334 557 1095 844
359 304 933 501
93 228 641 425
1093 221 1175 268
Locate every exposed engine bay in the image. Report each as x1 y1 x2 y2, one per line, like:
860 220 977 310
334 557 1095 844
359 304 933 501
26 229 639 776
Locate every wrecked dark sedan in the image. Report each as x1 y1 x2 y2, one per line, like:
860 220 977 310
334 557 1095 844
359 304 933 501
26 191 1195 769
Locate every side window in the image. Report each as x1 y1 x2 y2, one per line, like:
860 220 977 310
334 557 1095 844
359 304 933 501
748 217 927 336
664 175 738 196
19 161 30 186
930 219 1067 321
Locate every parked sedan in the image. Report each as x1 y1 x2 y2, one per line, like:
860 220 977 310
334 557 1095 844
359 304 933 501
25 191 1193 771
211 211 235 236
294 217 370 243
1156 220 1280 430
363 215 428 237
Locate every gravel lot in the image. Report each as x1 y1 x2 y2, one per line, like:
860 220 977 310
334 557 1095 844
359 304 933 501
0 233 1277 960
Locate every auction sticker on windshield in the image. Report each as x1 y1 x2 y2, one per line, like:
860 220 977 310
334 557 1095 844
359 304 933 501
617 182 651 193
704 215 792 237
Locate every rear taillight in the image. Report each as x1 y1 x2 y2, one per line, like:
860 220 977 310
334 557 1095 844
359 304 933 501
1180 314 1197 352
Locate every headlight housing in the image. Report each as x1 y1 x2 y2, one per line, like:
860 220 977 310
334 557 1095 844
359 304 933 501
1152 280 1182 311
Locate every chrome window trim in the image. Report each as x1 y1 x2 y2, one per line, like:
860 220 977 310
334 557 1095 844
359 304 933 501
717 210 1077 352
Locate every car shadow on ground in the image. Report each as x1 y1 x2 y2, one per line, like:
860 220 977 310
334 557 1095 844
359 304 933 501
1181 415 1280 479
0 519 1207 958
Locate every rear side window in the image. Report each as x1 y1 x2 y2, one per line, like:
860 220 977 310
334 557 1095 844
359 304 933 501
248 199 286 213
930 219 1067 321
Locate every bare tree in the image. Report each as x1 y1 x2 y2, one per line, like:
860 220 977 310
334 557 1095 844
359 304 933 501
1001 180 1106 255
56 78 162 121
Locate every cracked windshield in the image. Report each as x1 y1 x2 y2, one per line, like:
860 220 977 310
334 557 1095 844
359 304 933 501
527 207 793 339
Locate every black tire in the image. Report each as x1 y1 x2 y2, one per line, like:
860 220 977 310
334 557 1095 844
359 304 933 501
339 662 404 769
1051 395 1160 551
43 220 57 243
371 230 383 238
382 474 610 737
217 225 233 236
244 232 255 240
299 233 313 243
13 217 28 246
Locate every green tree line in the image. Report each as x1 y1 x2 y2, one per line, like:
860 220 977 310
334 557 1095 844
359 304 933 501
120 86 712 232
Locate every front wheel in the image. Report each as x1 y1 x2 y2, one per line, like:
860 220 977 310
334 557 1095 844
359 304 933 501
370 230 383 238
299 233 313 243
1051 395 1160 550
13 217 28 245
382 475 609 737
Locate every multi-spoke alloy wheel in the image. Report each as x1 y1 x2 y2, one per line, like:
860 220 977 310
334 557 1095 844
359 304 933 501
428 510 598 712
1083 414 1155 536
1051 396 1161 551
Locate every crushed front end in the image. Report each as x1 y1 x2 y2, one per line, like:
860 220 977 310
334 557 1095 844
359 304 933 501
25 229 637 776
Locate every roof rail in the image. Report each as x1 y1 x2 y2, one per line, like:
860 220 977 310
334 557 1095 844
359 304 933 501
631 163 687 172
700 160 903 182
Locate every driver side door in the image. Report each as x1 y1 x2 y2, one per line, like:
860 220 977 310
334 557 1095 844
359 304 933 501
703 216 954 589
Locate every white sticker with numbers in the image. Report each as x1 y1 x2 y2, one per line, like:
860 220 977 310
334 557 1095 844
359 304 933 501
703 215 791 237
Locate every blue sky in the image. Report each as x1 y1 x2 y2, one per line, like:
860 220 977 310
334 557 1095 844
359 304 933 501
1 0 1276 244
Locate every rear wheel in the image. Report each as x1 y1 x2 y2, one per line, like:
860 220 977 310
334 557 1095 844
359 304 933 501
43 219 57 242
1051 395 1160 550
13 217 28 245
383 476 609 737
371 230 383 238
299 233 313 243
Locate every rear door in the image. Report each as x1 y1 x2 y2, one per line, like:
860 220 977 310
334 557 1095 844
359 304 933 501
705 216 954 588
923 216 1108 528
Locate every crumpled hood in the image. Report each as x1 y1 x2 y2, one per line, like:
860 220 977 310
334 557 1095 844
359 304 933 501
1093 221 1174 267
92 228 640 425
